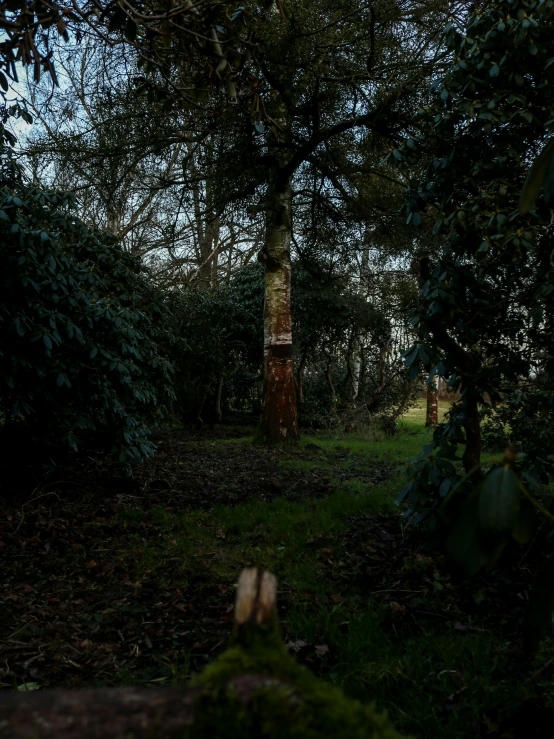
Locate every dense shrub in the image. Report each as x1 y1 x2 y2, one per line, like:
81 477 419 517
0 109 174 470
159 264 264 424
481 382 554 483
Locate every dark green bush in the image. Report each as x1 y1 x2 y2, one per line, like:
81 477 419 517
0 107 174 470
161 265 264 423
481 383 554 483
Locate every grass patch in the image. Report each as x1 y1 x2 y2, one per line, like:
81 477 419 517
4 400 551 737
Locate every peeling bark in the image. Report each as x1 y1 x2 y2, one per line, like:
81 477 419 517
258 173 299 445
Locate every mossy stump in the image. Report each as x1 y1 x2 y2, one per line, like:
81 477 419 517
0 569 408 738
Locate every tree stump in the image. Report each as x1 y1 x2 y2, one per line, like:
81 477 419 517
0 569 407 738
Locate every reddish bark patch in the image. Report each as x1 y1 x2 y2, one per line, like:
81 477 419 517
260 350 299 445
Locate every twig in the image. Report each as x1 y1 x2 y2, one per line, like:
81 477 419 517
369 589 425 595
14 491 61 534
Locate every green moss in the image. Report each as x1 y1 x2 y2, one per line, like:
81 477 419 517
186 621 409 738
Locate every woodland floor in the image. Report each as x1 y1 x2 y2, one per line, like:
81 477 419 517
1 403 554 738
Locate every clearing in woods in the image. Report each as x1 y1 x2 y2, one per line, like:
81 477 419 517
1 401 552 738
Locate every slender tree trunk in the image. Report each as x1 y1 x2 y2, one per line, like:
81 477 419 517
325 361 337 414
257 173 299 444
349 336 362 404
391 375 418 421
195 394 206 427
425 374 439 427
214 373 224 424
198 214 220 289
295 347 308 409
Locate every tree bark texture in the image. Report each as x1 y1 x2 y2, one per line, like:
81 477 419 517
0 686 200 738
348 336 362 404
258 174 299 444
295 347 308 409
425 375 439 427
214 373 224 424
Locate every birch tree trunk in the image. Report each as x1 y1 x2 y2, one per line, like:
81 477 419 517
257 173 299 444
349 336 362 404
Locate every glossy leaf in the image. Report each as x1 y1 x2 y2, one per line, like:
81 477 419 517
478 465 520 535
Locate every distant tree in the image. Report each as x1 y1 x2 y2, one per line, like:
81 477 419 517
135 0 457 445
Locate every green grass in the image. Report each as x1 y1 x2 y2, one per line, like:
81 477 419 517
111 405 548 737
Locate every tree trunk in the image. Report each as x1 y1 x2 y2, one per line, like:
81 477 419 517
391 376 418 421
325 361 337 415
295 347 308 409
197 214 220 289
425 374 439 427
348 336 362 404
0 686 200 738
214 373 224 424
195 394 206 427
257 174 299 445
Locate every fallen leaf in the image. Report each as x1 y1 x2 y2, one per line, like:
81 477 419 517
390 601 406 614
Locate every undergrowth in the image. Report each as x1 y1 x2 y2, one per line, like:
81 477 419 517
3 399 551 737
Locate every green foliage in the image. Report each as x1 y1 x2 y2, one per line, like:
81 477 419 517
392 0 554 532
440 451 543 579
162 264 264 421
481 381 554 482
0 105 173 467
166 261 406 426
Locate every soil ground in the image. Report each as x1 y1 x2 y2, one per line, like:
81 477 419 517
1 403 554 738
